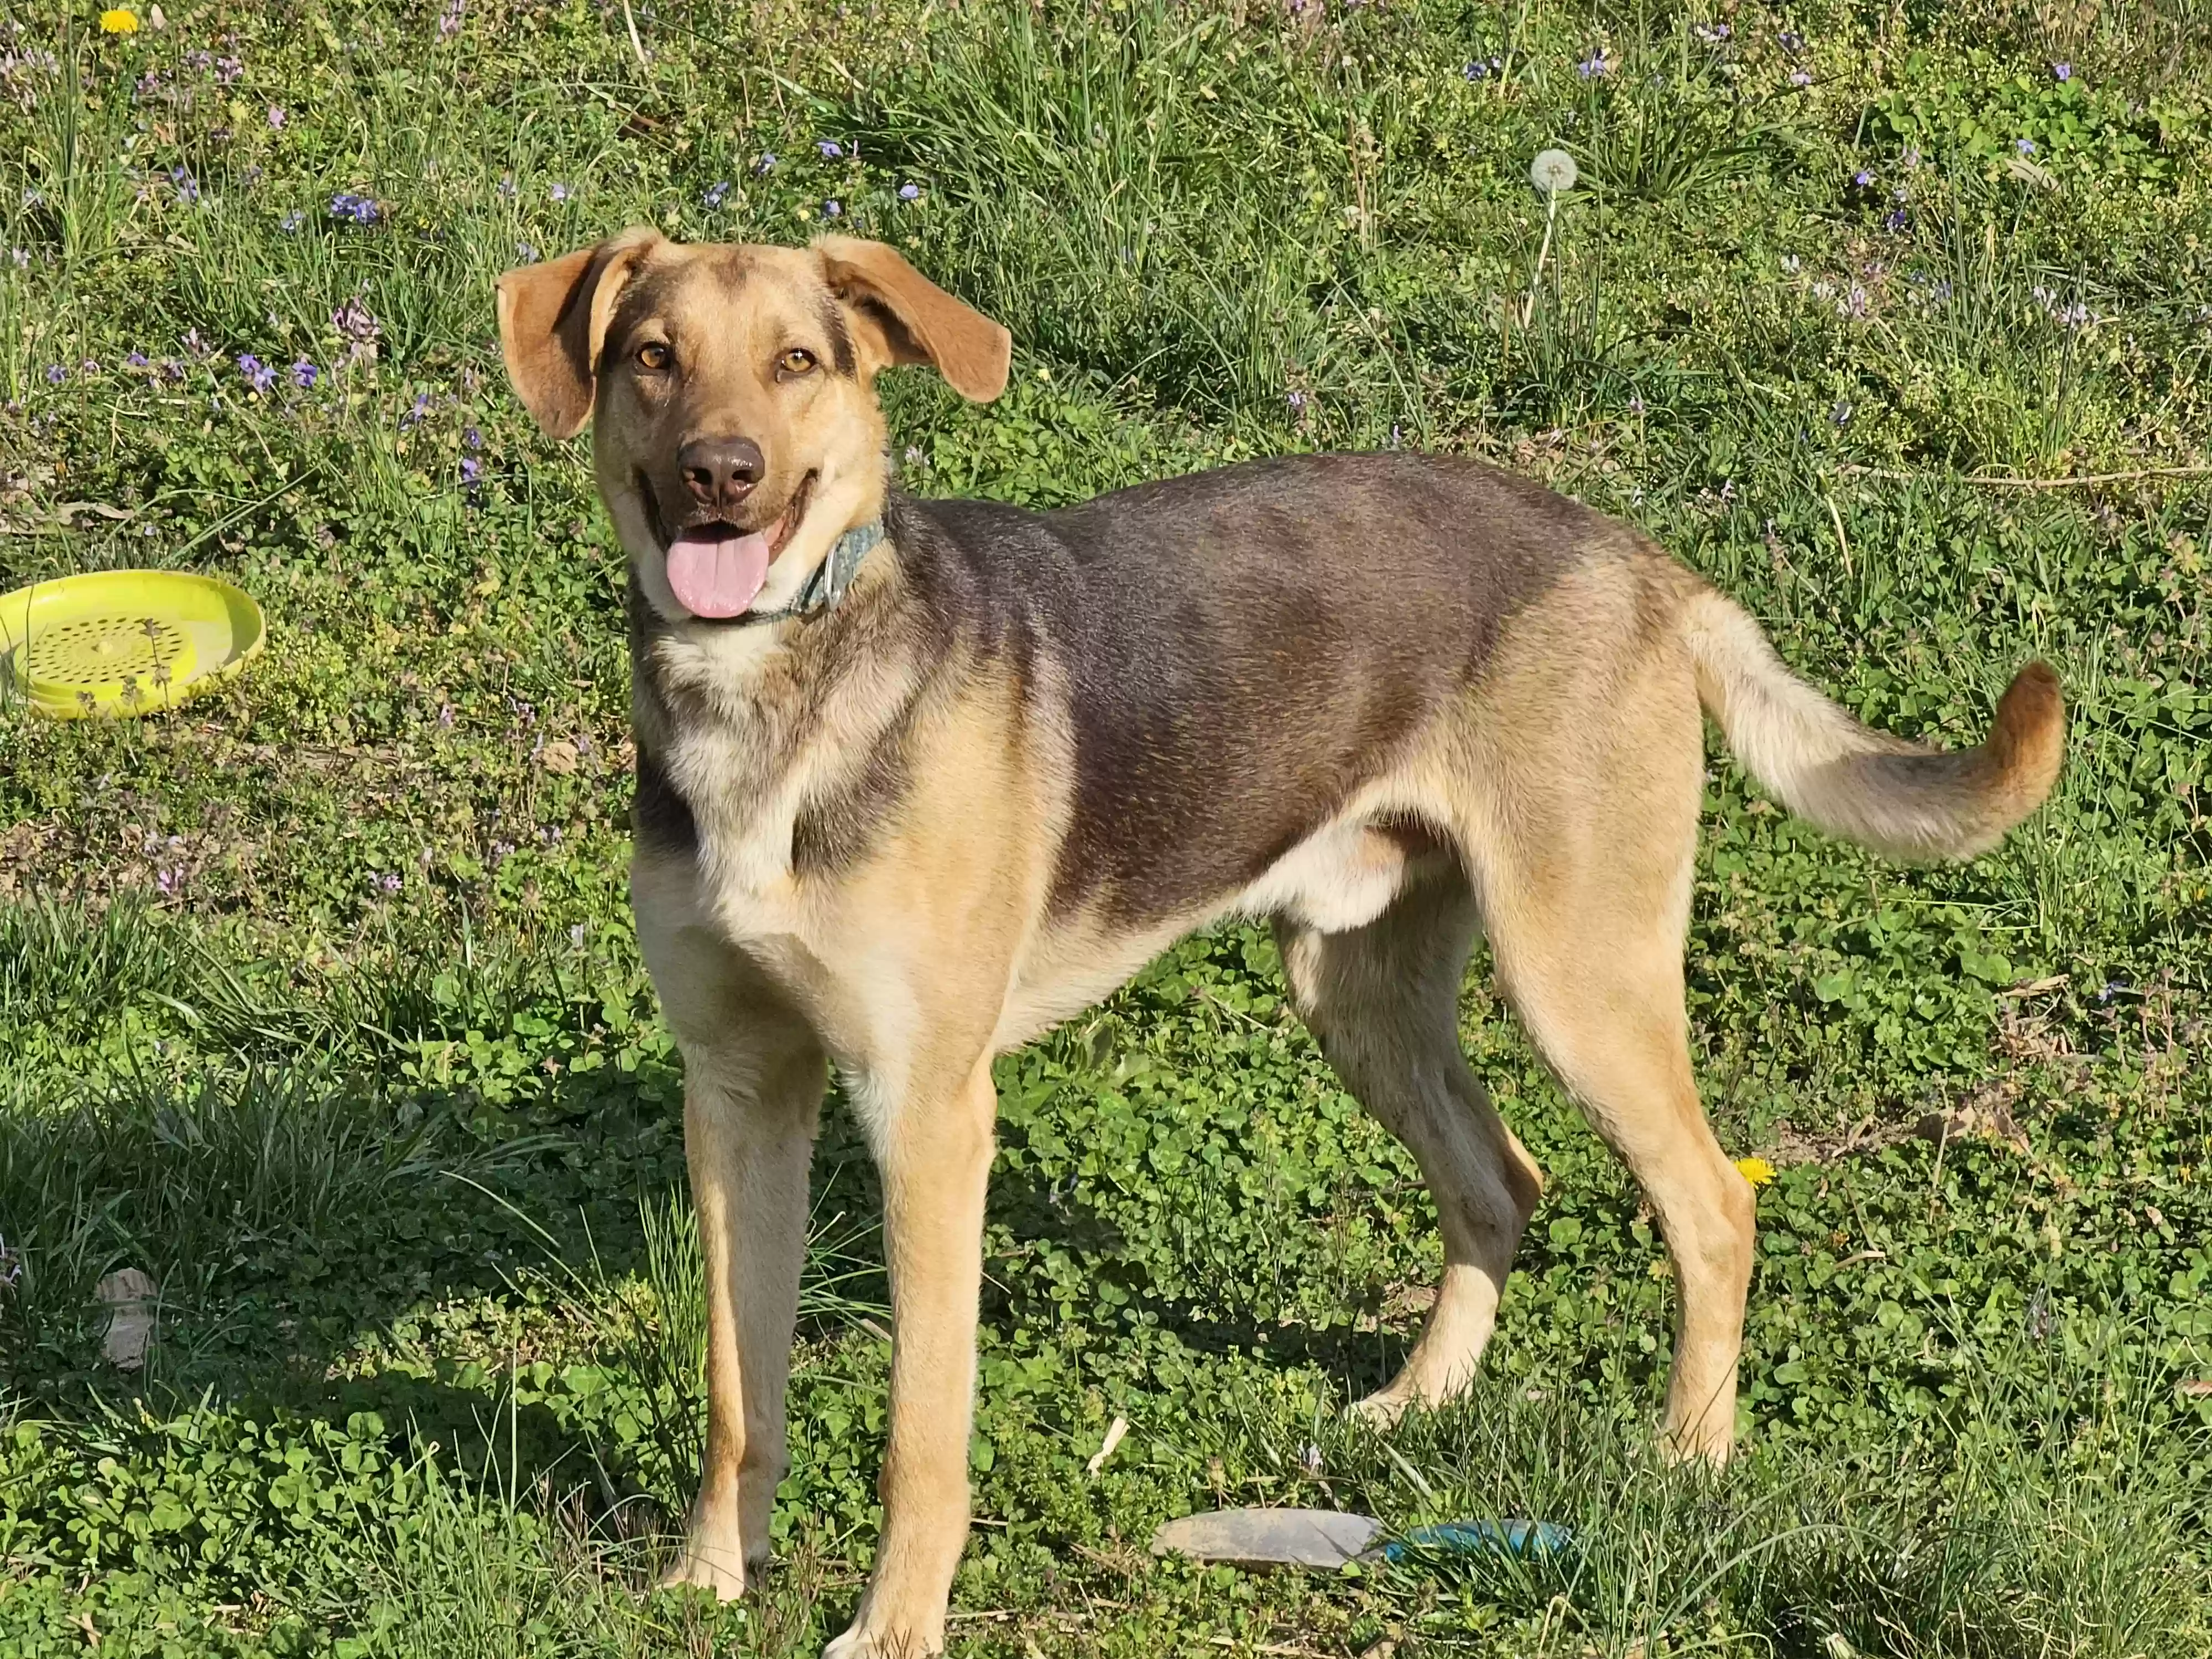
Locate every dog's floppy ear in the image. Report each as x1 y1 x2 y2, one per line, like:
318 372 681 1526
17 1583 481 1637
495 228 661 439
814 236 1011 402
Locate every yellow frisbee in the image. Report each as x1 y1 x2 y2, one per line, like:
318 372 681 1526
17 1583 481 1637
0 570 265 719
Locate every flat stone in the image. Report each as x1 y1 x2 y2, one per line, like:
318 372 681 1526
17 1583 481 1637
1149 1508 1384 1571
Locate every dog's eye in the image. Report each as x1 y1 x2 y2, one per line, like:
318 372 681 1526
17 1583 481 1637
777 347 817 377
636 342 672 371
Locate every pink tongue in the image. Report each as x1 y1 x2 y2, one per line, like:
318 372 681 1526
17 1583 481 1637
665 528 773 618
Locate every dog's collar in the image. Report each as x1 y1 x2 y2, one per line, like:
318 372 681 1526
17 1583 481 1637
723 519 884 628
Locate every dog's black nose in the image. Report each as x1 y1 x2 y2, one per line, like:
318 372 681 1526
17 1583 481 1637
678 436 765 513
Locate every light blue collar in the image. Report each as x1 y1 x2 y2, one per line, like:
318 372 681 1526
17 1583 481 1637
733 520 883 627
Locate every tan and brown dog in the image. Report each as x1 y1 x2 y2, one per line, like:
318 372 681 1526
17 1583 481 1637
496 231 2063 1655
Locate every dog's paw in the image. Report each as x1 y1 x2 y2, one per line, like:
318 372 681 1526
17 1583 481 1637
1655 1423 1734 1468
823 1610 943 1657
1345 1388 1413 1432
656 1533 753 1601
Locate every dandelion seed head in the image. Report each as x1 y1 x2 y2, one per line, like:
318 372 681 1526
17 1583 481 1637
1529 148 1578 194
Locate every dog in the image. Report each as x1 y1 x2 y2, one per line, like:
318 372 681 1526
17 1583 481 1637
495 230 2063 1655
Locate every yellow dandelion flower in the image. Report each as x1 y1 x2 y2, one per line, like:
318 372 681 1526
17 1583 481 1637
1735 1156 1777 1187
99 7 139 31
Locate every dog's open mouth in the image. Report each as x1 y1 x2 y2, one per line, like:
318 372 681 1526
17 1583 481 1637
646 470 816 620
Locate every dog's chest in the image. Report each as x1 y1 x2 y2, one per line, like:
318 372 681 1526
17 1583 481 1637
659 717 815 931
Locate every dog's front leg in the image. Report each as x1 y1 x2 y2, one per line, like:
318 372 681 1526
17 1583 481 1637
827 1054 997 1659
667 1035 822 1597
638 892 826 1600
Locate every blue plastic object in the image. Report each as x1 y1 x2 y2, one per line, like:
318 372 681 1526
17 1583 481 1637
1381 1519 1573 1562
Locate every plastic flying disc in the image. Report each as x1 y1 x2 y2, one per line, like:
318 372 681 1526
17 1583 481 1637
0 570 265 719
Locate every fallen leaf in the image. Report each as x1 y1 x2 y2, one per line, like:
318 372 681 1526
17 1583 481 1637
97 1267 158 1369
1087 1413 1128 1476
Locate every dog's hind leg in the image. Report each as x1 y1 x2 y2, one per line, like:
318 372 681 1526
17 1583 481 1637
1471 751 1754 1463
1276 863 1543 1427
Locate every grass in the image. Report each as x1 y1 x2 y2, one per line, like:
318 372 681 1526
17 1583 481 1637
2 0 2210 1653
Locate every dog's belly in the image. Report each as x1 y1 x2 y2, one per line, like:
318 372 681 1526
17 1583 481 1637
994 813 1416 1050
1230 816 1412 933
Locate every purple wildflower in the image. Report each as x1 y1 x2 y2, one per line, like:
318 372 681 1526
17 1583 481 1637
237 353 276 393
1883 208 1908 233
817 139 843 158
2052 62 2070 81
822 199 842 217
44 363 65 384
1854 169 1875 187
460 456 482 484
703 179 731 208
438 0 464 37
1788 69 1811 87
463 425 482 449
898 182 920 201
753 152 777 174
280 208 305 232
328 191 380 224
268 105 285 129
549 181 573 203
126 351 149 369
1577 50 1609 78
2016 137 2037 155
291 357 318 388
401 392 431 429
80 359 100 377
170 166 199 204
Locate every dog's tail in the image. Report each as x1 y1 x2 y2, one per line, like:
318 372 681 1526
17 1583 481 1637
1679 584 2063 860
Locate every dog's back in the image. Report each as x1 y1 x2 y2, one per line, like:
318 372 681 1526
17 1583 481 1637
895 452 1623 922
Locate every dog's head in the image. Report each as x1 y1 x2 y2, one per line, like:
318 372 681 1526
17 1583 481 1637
496 232 1009 624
